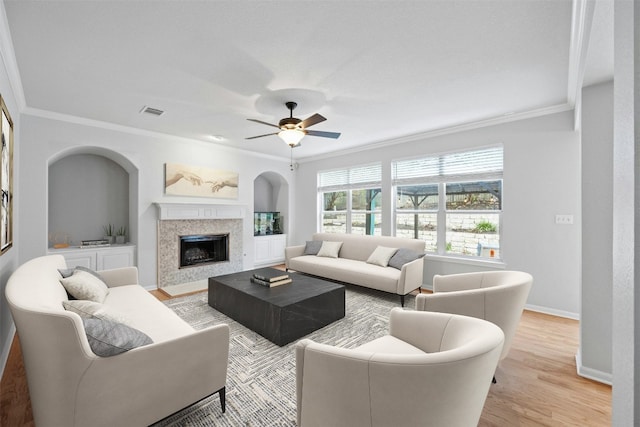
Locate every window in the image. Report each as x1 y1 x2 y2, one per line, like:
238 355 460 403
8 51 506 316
393 147 503 259
319 163 382 235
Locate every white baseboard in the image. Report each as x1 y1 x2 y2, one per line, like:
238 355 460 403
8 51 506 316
575 350 613 385
524 303 579 320
0 323 16 380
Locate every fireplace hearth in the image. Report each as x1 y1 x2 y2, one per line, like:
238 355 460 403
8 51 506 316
180 234 229 268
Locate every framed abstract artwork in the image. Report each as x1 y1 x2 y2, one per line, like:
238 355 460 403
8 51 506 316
0 94 13 254
164 163 238 199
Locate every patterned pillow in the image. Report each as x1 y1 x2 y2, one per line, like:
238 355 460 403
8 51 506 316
58 265 105 281
317 241 343 258
366 246 399 267
60 270 109 303
63 300 131 325
303 240 323 255
82 318 152 357
387 248 426 270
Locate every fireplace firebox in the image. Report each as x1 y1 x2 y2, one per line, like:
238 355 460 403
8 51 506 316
179 234 229 268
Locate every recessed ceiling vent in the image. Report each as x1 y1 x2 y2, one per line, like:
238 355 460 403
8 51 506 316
140 106 165 116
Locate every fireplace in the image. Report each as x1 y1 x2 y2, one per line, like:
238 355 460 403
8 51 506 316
180 234 229 268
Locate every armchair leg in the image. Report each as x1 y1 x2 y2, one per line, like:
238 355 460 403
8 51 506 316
492 376 497 384
219 386 226 413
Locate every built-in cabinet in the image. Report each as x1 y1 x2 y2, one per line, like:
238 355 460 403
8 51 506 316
254 234 287 267
48 244 136 270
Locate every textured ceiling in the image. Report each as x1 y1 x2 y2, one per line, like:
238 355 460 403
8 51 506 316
3 0 613 161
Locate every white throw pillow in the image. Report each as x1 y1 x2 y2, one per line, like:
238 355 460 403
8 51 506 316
316 241 343 258
366 246 399 267
60 270 109 303
63 300 131 325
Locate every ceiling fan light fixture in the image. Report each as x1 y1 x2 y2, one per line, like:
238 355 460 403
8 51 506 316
278 128 305 146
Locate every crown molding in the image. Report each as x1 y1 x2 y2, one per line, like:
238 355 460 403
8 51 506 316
0 1 26 111
22 106 290 163
297 103 573 164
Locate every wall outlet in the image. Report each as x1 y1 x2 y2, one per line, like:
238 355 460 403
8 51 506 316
555 214 574 225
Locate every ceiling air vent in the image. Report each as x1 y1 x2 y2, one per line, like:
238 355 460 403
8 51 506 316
140 106 165 116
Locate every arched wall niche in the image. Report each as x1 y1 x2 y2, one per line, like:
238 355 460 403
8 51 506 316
253 171 289 234
47 146 139 250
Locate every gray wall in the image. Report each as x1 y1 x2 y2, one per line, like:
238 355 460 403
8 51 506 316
48 153 129 245
611 0 638 423
580 81 613 382
292 111 581 318
0 34 20 374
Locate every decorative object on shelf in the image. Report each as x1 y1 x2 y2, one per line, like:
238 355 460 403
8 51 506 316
254 211 282 235
164 163 238 199
0 93 13 255
103 224 115 244
80 239 110 248
115 226 127 244
49 231 70 249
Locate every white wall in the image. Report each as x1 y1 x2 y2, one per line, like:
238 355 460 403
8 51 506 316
580 81 613 383
0 33 20 375
292 111 581 316
18 114 294 286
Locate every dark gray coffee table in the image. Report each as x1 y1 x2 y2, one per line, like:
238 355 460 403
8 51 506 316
208 268 345 346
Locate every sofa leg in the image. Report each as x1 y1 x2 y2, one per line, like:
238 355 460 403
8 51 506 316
492 376 497 384
219 386 226 413
400 295 405 307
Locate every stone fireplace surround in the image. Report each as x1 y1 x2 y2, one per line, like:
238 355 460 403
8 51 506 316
155 203 245 289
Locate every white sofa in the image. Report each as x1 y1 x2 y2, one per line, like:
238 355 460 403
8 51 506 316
296 308 505 427
285 233 425 306
5 254 230 427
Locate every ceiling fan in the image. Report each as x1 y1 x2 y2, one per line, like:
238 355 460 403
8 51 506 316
246 101 341 147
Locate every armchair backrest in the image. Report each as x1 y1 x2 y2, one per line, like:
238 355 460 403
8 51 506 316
416 270 532 360
296 309 504 427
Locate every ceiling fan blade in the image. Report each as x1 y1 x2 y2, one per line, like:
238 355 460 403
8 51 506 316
247 118 280 129
300 113 326 129
306 130 341 139
246 132 279 140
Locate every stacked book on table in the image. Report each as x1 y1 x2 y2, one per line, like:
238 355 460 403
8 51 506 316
250 269 292 287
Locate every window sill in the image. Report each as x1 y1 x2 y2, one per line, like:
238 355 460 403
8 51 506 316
423 253 506 269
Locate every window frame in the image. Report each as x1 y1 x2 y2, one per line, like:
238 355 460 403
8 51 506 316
392 146 503 260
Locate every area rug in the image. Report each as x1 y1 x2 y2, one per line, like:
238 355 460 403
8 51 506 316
152 286 415 427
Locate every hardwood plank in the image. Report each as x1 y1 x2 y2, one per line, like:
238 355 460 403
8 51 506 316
1 291 611 426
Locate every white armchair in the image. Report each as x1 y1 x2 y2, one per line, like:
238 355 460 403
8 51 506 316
416 270 532 370
296 308 504 427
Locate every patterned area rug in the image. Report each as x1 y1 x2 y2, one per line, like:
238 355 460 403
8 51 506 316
152 286 415 427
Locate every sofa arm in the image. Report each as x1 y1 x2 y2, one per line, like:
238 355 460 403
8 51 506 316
75 323 230 426
397 257 424 295
98 266 139 288
296 339 373 427
285 245 305 269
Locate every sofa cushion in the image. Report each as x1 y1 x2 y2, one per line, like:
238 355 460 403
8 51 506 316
303 240 323 255
60 270 109 303
366 246 399 267
317 241 343 258
82 317 153 357
63 300 131 325
58 265 105 281
388 248 426 270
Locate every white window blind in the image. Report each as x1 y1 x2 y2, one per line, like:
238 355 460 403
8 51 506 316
393 146 503 183
319 163 382 191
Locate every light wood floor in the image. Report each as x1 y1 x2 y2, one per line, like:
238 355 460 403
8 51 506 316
1 292 611 426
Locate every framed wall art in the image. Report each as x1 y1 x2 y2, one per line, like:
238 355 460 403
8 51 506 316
164 163 238 199
0 94 13 254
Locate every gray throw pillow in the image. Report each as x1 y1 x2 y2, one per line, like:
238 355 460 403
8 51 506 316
82 318 153 357
387 248 426 270
58 265 105 281
303 240 323 255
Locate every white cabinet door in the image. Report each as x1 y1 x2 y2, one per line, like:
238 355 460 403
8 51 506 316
97 246 135 270
254 235 286 267
62 252 96 269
